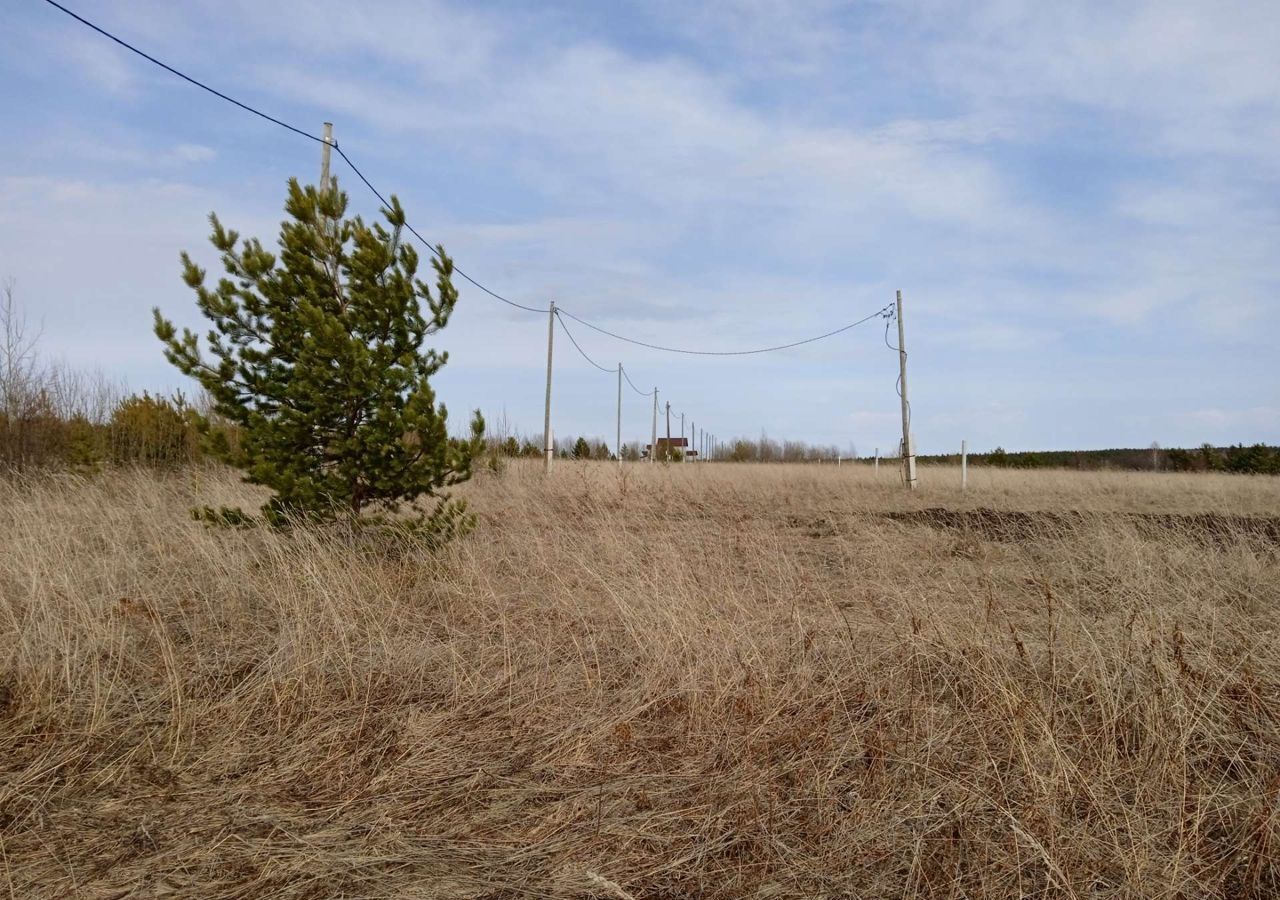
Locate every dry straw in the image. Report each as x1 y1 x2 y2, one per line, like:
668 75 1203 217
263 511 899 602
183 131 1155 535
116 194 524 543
2 461 1279 897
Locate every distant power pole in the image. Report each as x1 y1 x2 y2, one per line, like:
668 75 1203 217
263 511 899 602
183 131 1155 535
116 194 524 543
616 364 623 467
650 389 658 463
681 413 686 462
543 301 556 473
896 290 917 490
320 122 334 191
665 402 672 456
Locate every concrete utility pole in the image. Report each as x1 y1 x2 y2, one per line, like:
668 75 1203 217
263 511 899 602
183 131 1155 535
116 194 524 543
665 402 672 458
896 290 917 490
616 364 623 467
543 301 556 473
320 122 334 192
650 389 658 463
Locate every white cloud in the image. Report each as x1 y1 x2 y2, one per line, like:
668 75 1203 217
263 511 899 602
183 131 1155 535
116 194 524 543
59 32 136 96
899 0 1280 164
171 143 215 164
9 0 1279 447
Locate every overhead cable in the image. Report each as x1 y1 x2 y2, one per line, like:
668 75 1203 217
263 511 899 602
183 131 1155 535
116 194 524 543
554 311 616 374
44 0 898 356
557 305 895 357
43 0 550 317
620 366 655 398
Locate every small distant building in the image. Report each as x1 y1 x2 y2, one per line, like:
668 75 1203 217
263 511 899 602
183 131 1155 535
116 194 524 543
643 437 688 459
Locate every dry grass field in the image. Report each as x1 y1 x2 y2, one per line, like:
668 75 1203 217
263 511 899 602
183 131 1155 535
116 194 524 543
2 461 1279 898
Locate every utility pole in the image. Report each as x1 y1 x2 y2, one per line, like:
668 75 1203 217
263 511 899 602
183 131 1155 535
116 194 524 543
320 122 334 192
316 123 337 275
543 301 556 473
875 448 879 474
681 413 686 462
616 364 623 467
896 290 917 490
650 390 658 463
665 402 672 459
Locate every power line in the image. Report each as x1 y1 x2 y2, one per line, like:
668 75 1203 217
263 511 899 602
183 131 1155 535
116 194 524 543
41 0 325 146
554 311 615 374
557 304 895 357
43 0 550 318
332 147 547 313
44 0 900 358
884 306 911 435
620 366 655 397
883 311 900 352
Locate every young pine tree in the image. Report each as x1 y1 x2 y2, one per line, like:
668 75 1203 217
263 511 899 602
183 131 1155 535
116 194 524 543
154 179 484 531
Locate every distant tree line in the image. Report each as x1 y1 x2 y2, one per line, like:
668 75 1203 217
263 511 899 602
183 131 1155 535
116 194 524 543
2 279 480 477
1 282 222 470
485 434 618 461
9 281 1274 478
917 445 1280 475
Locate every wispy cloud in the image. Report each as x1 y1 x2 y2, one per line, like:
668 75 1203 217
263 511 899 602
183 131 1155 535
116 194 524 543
3 0 1277 451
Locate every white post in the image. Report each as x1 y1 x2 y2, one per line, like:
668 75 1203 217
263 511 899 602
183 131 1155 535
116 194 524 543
616 364 623 467
316 123 337 274
874 448 879 474
320 122 334 192
896 290 917 490
961 439 968 491
650 389 658 463
665 402 671 454
543 301 556 473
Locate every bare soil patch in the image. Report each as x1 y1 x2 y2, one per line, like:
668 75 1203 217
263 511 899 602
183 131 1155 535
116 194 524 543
883 506 1280 546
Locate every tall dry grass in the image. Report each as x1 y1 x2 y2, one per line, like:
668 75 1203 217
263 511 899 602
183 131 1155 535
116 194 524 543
2 461 1279 898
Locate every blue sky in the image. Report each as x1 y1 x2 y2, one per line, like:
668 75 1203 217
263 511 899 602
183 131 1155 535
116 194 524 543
1 0 1277 454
